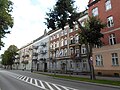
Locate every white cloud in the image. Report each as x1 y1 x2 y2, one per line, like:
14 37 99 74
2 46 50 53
0 0 89 55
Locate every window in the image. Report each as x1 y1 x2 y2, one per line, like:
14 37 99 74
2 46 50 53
56 50 59 57
70 47 74 55
81 21 85 27
70 29 73 32
64 48 67 56
56 33 59 38
75 24 79 30
50 36 53 41
107 16 114 27
96 55 103 66
70 61 73 68
64 29 67 35
92 7 98 16
61 38 64 46
61 31 63 36
109 33 116 45
105 0 112 11
75 35 79 43
112 53 119 66
81 46 86 54
75 49 80 57
59 49 63 57
64 38 67 45
56 41 59 47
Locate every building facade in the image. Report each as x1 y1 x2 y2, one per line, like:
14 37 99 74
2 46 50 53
31 30 50 72
16 42 33 70
49 11 90 74
88 0 120 76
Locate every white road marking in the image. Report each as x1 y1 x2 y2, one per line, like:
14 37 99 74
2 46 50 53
3 71 79 90
34 79 38 86
22 76 26 80
30 78 33 83
45 82 54 90
25 77 29 82
38 80 46 89
19 76 24 80
52 84 62 90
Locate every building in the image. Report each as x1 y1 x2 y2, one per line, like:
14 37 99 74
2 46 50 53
49 10 90 74
16 42 33 70
88 0 120 76
31 29 49 72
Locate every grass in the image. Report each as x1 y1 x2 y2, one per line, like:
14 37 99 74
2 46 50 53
35 72 120 86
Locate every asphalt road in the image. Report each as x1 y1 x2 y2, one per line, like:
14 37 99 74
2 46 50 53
0 69 120 90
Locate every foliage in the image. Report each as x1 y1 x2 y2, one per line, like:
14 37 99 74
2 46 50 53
45 0 80 30
0 0 14 48
1 45 18 69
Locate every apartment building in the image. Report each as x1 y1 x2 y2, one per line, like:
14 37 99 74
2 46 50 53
31 30 49 72
49 10 90 74
88 0 120 76
16 42 33 70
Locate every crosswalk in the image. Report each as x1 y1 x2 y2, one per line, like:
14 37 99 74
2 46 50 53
3 71 78 90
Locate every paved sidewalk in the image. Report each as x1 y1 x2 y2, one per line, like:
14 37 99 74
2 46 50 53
34 71 120 81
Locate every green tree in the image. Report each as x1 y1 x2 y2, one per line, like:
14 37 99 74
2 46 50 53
0 0 14 48
1 45 18 69
78 16 106 79
45 0 79 30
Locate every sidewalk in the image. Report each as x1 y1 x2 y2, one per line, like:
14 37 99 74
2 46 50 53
34 71 120 81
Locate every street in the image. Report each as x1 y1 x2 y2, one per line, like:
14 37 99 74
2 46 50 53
0 70 119 90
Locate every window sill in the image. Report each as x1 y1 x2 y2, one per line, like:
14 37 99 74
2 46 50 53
95 65 104 67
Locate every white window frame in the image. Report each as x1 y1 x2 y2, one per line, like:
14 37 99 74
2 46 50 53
96 55 103 66
105 0 112 11
92 7 98 16
107 16 114 28
112 53 119 66
81 46 86 54
109 33 116 45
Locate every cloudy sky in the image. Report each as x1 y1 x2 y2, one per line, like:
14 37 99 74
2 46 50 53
0 0 89 54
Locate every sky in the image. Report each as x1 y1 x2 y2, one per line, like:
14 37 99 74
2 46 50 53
0 0 89 55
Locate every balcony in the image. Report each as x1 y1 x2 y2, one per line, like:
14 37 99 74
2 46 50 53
33 46 39 50
40 50 47 55
40 42 47 48
32 52 38 56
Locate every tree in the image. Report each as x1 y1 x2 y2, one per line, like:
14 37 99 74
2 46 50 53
45 0 79 30
78 16 106 79
1 45 18 69
0 0 14 48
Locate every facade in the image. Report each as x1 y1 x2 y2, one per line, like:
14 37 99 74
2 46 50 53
16 42 33 70
31 30 49 72
88 0 120 76
49 11 90 74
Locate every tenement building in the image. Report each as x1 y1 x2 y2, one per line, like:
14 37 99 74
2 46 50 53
88 0 120 76
49 10 90 74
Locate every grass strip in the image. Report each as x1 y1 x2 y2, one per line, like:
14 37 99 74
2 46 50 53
35 72 120 86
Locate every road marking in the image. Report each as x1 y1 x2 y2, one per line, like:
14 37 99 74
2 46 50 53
34 79 38 86
38 80 46 89
45 82 54 90
19 76 24 80
25 77 29 82
30 78 33 84
22 76 26 80
52 84 62 90
4 71 79 90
